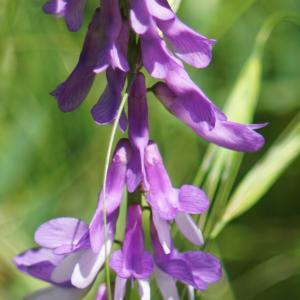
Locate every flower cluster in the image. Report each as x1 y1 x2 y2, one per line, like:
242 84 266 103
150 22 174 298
14 0 266 299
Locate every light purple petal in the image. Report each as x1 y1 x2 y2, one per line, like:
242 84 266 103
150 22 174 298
178 185 209 214
175 213 204 246
144 143 178 220
34 218 88 253
157 17 215 68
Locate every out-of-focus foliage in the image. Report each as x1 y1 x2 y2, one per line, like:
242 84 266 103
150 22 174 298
0 0 300 300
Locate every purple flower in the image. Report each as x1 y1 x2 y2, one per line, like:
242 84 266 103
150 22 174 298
152 81 266 152
43 0 87 31
126 73 150 192
130 0 214 68
144 142 208 248
91 69 128 131
151 224 222 293
51 3 129 112
89 139 131 252
110 205 154 300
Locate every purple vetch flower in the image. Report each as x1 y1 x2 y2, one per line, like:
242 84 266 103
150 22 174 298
130 0 214 68
110 205 154 300
91 68 128 131
51 3 129 112
151 224 222 294
144 142 208 249
43 0 87 31
152 81 266 152
89 139 131 253
126 73 150 192
13 219 93 299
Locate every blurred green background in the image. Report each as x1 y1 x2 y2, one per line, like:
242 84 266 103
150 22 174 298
0 0 300 299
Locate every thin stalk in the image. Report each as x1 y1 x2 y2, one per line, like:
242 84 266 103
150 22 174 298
102 92 129 300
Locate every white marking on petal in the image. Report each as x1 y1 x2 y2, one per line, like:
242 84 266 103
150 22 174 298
138 279 151 300
71 240 112 289
51 251 83 283
175 213 204 245
155 267 179 300
187 285 195 300
153 212 171 254
114 276 127 300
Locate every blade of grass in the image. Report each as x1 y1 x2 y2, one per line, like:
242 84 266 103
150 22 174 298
210 114 300 239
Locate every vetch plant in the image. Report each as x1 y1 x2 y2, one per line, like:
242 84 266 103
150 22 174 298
17 1 300 300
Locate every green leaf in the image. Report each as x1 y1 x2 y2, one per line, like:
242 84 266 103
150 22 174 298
196 11 300 237
211 115 300 238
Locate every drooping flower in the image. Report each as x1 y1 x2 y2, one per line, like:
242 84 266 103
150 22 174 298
144 142 209 249
51 1 129 112
43 0 88 31
130 0 215 68
152 81 266 152
151 223 222 295
110 205 154 300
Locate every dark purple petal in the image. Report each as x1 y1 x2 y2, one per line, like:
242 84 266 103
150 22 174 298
128 73 149 153
157 17 215 68
34 218 88 254
126 146 143 193
13 248 66 285
141 27 183 80
130 0 152 34
43 0 66 16
43 0 87 31
153 82 265 152
144 143 178 220
110 205 154 279
91 69 126 128
94 0 129 73
178 185 209 214
65 0 87 31
51 9 102 111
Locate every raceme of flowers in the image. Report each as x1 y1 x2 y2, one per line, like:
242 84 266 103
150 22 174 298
14 0 266 299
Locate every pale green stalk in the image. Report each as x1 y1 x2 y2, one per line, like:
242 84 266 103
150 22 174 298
102 92 129 300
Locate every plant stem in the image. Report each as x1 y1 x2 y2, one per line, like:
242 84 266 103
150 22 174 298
102 91 129 300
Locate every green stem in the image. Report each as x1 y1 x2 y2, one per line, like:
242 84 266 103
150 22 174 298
102 91 129 300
